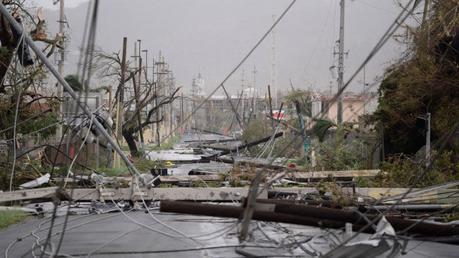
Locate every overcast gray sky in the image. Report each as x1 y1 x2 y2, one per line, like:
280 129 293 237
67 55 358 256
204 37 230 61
32 0 416 96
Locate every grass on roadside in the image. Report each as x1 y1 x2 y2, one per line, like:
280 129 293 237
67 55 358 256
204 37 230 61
0 210 28 230
146 135 181 151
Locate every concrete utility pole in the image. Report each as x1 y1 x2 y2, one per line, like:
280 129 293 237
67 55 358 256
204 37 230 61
417 112 431 168
136 39 145 148
337 0 345 124
114 37 127 168
155 54 164 146
151 57 158 143
56 0 65 140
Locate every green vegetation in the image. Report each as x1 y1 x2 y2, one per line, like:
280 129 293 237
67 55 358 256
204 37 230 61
312 138 367 171
367 1 459 186
97 158 167 176
146 135 180 151
242 117 300 158
97 166 129 177
0 210 28 229
372 1 459 157
365 151 459 188
64 74 83 92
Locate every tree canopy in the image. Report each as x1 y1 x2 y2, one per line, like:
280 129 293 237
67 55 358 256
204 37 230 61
372 0 459 157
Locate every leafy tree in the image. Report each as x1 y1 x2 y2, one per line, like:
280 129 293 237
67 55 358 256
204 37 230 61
0 3 59 140
64 74 83 92
372 0 459 157
0 2 61 190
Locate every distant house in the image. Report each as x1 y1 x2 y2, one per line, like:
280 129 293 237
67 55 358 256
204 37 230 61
320 92 377 124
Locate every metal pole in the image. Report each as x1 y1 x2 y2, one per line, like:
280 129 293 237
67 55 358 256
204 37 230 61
337 0 345 124
0 5 141 176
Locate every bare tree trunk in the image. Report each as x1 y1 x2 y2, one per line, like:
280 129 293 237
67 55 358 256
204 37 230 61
122 129 139 157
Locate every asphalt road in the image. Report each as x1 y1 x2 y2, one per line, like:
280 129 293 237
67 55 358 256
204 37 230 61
1 210 458 257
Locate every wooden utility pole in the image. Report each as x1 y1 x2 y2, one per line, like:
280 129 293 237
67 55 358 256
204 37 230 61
114 37 127 168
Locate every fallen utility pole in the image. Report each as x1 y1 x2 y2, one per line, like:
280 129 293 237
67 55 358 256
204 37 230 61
216 157 288 170
161 200 347 231
191 127 227 136
239 172 263 241
0 187 267 203
0 5 142 177
1 186 455 204
217 132 284 157
160 200 459 238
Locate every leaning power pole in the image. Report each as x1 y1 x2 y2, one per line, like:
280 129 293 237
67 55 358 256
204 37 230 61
337 0 345 124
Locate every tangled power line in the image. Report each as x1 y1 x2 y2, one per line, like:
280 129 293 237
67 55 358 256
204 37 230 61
2 0 458 257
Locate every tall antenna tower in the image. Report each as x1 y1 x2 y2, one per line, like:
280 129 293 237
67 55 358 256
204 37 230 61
271 14 277 109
